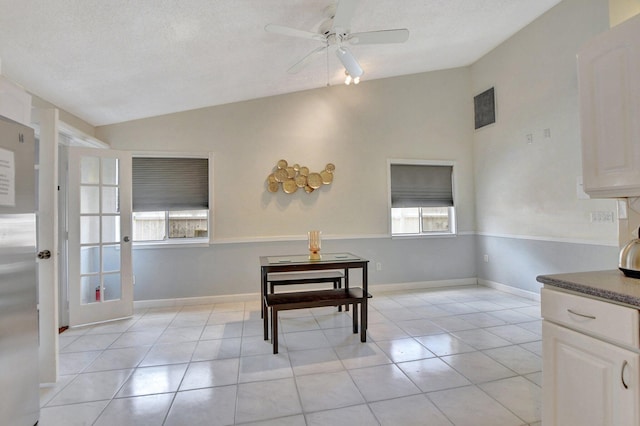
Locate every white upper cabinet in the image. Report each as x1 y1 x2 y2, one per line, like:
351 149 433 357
578 14 640 198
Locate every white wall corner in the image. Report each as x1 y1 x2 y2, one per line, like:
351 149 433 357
0 75 32 126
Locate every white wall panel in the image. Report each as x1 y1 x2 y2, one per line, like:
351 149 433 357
471 0 617 246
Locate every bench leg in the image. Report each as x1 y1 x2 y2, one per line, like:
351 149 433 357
352 303 358 333
360 300 366 342
334 278 349 312
335 279 343 312
272 308 279 354
263 298 269 340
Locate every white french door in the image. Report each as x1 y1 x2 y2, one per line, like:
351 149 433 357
68 147 133 326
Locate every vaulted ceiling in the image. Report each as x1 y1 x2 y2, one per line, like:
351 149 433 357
0 0 561 126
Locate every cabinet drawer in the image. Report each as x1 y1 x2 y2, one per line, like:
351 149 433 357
541 287 639 348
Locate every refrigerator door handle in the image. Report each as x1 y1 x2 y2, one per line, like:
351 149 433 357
37 250 51 259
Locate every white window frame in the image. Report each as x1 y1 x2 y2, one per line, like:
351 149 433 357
387 158 458 237
131 151 214 248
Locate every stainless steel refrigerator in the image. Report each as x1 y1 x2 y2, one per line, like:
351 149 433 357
0 115 39 425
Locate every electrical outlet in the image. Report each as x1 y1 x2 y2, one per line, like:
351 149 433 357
543 128 551 138
526 133 533 144
483 254 489 263
590 211 615 223
376 262 382 271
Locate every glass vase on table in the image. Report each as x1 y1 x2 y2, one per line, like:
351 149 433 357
308 230 321 260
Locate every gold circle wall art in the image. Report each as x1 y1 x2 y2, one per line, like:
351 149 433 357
267 160 335 194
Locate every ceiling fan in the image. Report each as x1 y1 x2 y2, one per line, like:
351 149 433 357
265 0 409 82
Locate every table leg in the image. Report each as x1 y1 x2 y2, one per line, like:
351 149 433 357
263 297 268 341
361 264 368 342
261 267 267 319
344 268 350 311
272 308 279 354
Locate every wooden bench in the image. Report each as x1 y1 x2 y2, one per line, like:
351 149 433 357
266 270 347 313
263 288 371 354
267 270 344 293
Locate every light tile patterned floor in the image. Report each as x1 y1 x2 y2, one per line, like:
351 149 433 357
39 285 542 425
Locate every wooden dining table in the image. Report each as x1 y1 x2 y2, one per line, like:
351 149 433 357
260 252 370 343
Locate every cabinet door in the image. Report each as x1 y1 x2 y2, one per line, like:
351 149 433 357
543 321 640 426
578 14 640 197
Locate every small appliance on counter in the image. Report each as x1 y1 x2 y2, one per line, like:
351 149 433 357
619 228 640 278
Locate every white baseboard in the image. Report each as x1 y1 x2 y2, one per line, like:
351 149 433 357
477 278 541 302
370 278 478 294
133 279 478 309
133 277 538 309
134 292 259 310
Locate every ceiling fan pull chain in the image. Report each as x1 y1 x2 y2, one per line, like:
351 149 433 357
326 41 330 87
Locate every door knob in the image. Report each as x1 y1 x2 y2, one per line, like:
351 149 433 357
37 250 51 259
123 236 130 242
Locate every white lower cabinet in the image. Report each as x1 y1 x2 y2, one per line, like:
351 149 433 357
543 313 640 425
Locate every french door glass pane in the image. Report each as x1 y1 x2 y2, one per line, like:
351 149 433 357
102 158 118 185
104 273 122 301
80 186 100 214
81 275 100 304
102 187 119 213
80 216 100 244
80 246 100 274
80 156 100 184
102 216 120 243
102 245 120 273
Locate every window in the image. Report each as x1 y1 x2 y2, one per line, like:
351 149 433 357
132 156 210 242
389 162 456 236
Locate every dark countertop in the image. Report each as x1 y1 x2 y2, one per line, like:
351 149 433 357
537 270 640 308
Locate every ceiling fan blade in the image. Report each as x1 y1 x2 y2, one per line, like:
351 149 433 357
332 0 357 33
336 46 363 78
288 46 327 74
347 29 410 45
265 24 325 42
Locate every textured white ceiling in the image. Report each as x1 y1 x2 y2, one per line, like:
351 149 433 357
0 0 561 126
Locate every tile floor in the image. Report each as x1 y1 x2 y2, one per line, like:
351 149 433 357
39 285 542 425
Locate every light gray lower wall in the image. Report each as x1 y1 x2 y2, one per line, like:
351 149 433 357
475 234 618 294
132 233 617 302
131 235 477 301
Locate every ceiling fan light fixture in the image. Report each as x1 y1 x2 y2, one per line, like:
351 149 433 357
336 47 363 78
344 70 360 85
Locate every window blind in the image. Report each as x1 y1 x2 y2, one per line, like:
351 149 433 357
132 157 209 212
390 164 453 208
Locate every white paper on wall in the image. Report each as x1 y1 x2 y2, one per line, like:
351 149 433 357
0 147 15 206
